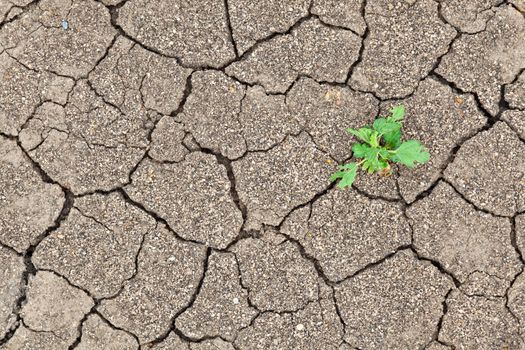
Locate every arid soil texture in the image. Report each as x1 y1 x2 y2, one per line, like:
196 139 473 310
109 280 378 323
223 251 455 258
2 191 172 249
1 0 525 349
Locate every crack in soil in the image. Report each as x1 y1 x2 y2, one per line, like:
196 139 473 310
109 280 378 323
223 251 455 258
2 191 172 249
144 247 211 346
2 0 525 347
0 187 74 346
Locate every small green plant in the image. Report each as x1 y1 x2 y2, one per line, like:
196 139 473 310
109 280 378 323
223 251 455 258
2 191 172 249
330 104 430 189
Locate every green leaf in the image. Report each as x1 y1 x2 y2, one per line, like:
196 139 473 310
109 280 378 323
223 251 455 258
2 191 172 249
362 149 388 173
353 143 390 173
391 140 430 168
369 131 380 148
330 162 358 189
352 143 372 158
346 127 373 143
338 163 356 170
378 148 391 160
352 143 390 161
383 128 402 149
330 163 355 181
378 159 389 169
390 105 405 121
334 103 429 189
356 147 378 173
373 118 401 136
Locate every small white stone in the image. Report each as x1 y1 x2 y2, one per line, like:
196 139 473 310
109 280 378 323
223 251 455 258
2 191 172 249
296 324 305 331
232 297 239 305
167 256 177 262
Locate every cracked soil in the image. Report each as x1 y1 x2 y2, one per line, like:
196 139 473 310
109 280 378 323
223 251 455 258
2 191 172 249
1 0 525 349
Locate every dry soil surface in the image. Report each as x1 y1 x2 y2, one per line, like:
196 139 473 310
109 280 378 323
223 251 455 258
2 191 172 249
1 0 525 349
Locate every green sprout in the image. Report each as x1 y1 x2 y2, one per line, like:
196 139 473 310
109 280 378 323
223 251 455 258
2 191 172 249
330 104 430 189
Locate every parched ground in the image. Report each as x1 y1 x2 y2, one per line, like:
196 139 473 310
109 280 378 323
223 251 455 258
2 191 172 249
1 0 525 349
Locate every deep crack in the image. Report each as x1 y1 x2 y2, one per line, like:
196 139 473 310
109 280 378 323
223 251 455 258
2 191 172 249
146 247 211 346
0 188 74 346
345 0 369 84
